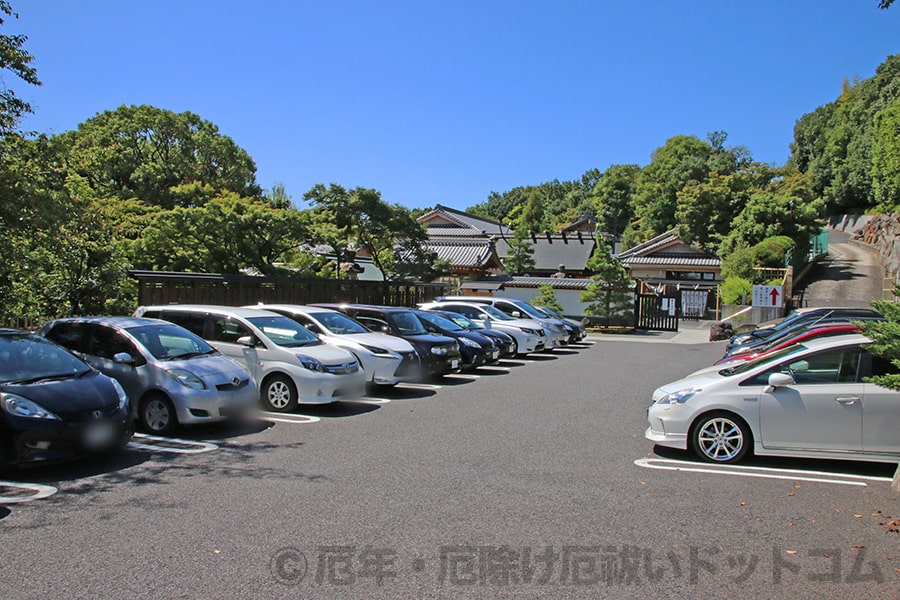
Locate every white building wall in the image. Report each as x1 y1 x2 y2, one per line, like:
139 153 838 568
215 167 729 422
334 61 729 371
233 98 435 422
498 288 594 317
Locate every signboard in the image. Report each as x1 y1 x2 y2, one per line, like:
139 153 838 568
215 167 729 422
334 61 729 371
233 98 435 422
751 285 783 307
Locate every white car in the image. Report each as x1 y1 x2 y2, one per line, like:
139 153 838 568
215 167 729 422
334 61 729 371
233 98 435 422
434 295 569 348
646 333 900 464
134 305 367 412
248 304 420 389
417 301 547 355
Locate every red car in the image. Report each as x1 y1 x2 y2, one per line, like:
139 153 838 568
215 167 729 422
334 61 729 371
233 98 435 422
714 322 863 366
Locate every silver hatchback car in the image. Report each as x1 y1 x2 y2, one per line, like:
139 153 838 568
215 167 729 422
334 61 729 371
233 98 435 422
38 317 257 435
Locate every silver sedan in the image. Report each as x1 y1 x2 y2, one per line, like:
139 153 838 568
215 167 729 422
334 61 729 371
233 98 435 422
646 333 900 464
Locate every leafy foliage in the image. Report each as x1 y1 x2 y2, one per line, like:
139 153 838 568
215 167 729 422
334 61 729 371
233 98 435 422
580 238 634 324
721 277 753 305
532 285 564 313
860 291 900 389
0 1 40 136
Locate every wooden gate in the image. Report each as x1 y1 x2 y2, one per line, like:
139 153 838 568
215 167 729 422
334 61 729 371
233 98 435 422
635 294 679 332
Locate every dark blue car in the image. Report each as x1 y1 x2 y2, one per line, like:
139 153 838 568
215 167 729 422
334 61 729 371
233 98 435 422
0 329 134 471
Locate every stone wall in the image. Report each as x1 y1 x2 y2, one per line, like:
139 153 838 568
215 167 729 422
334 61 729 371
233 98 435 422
830 214 900 282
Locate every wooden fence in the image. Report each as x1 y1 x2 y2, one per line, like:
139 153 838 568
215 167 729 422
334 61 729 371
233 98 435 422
130 271 449 309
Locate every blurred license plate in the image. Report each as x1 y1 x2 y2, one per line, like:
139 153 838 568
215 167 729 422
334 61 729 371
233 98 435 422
84 422 117 449
451 360 459 369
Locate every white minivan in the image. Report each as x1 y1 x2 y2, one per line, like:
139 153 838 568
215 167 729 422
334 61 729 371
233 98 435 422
135 305 367 412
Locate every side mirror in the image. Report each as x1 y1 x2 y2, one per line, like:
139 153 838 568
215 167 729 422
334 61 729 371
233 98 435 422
236 335 256 348
112 352 135 365
766 372 794 391
511 311 522 318
304 323 322 336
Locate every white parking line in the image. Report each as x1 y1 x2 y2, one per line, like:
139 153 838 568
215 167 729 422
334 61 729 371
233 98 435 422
634 457 894 487
0 481 58 503
356 398 391 405
257 411 321 424
128 433 219 454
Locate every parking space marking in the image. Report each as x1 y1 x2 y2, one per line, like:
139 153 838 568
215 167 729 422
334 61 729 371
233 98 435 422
634 457 894 487
356 398 391 405
257 411 321 424
128 433 220 454
397 382 445 390
0 481 59 504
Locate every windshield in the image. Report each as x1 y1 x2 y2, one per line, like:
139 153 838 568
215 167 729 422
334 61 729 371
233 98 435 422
442 312 480 330
511 300 546 319
128 323 217 360
1 333 91 384
719 343 810 377
314 311 368 335
418 312 464 332
391 311 428 335
248 315 321 347
480 305 512 320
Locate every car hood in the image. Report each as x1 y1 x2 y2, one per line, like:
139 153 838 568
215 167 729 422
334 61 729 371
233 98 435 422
325 332 414 353
290 343 357 365
1 370 118 413
493 318 548 331
162 354 251 381
653 371 725 398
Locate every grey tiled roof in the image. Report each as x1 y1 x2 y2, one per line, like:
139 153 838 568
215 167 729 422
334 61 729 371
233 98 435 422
623 255 721 267
504 276 594 290
424 238 503 268
418 205 507 236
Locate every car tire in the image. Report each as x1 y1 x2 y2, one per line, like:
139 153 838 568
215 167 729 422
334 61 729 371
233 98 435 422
140 394 178 436
262 374 298 412
507 339 518 357
690 412 751 464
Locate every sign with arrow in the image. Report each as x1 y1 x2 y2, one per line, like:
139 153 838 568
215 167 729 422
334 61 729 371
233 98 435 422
752 285 783 307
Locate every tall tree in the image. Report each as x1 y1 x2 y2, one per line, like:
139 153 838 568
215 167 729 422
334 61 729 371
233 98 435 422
0 1 40 136
61 105 260 208
580 237 634 326
591 164 640 238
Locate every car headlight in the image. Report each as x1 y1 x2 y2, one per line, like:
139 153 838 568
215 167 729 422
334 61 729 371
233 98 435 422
655 389 699 405
460 338 481 348
360 344 392 356
110 378 130 411
519 327 540 336
167 369 207 390
1 393 60 420
296 354 326 372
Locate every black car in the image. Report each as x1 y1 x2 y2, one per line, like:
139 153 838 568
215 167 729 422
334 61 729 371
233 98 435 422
310 304 462 378
424 309 516 358
0 329 134 471
726 307 884 354
411 310 499 370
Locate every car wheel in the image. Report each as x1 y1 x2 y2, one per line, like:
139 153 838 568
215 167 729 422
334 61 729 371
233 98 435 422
690 412 751 464
140 394 178 435
262 374 298 412
507 339 518 357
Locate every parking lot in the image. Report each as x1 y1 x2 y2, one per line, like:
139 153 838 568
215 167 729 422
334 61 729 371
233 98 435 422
2 334 899 598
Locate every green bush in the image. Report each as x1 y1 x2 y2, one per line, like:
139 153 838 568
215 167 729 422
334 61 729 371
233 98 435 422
722 277 753 305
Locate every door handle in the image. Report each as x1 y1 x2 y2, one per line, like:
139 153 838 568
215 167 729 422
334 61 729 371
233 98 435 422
835 396 860 405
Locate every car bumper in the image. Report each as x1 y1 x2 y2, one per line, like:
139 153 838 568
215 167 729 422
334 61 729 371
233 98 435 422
368 353 422 386
292 369 368 403
171 383 259 425
645 406 689 450
4 409 134 466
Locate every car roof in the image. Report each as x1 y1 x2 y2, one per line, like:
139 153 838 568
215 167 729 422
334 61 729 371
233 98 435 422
788 332 872 352
44 316 169 329
140 304 283 319
310 303 411 313
250 304 338 316
0 327 32 336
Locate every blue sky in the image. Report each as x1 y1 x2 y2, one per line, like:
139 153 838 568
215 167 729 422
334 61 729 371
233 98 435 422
11 1 899 212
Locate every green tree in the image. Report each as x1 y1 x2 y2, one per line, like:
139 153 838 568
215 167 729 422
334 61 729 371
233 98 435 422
871 99 900 210
719 192 824 258
532 284 564 313
0 1 40 136
591 164 639 238
503 228 536 275
61 105 260 208
580 238 634 326
860 290 900 390
138 192 309 275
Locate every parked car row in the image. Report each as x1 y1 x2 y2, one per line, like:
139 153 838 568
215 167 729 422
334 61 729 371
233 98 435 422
646 307 897 465
1 296 585 472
